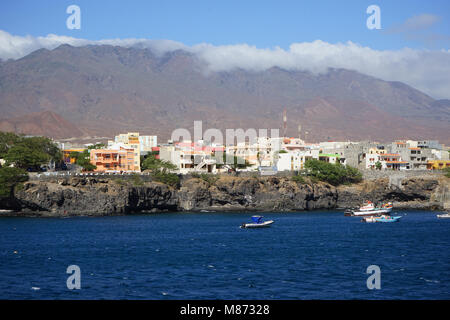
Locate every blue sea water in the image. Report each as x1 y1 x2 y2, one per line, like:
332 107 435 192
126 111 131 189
0 210 449 300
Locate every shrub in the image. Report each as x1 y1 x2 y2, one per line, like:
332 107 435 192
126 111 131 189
291 175 306 184
304 159 362 186
444 167 450 178
151 171 180 187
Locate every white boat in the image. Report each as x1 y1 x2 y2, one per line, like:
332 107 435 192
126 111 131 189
345 201 393 216
240 216 274 228
351 208 392 216
437 213 450 219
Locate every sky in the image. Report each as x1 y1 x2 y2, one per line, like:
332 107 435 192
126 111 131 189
0 0 449 98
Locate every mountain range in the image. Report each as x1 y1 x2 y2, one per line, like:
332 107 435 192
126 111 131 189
0 44 449 143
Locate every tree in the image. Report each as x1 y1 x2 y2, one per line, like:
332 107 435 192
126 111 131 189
141 153 179 186
0 167 28 199
0 132 22 158
141 153 177 173
375 161 382 170
304 159 362 186
70 150 96 171
2 134 62 171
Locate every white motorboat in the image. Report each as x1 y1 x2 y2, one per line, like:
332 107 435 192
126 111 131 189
437 213 450 219
240 216 274 228
345 201 393 216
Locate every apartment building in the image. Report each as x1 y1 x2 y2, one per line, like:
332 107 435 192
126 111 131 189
90 144 137 172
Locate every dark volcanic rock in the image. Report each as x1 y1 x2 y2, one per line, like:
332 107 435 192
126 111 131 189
6 175 448 217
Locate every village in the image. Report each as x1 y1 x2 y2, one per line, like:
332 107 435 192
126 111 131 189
58 131 450 176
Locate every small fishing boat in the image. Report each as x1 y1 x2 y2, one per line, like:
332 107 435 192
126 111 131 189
362 215 401 223
345 201 393 216
374 215 401 223
437 213 450 219
240 215 274 228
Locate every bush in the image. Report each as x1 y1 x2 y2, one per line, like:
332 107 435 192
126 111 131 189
130 173 144 186
291 175 306 184
444 167 450 178
151 171 180 187
304 159 362 186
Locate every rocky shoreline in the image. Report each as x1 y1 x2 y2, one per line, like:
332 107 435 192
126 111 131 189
0 174 448 217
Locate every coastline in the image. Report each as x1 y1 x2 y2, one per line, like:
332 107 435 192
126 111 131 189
1 174 448 217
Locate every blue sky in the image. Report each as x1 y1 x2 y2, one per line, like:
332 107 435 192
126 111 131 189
0 0 449 50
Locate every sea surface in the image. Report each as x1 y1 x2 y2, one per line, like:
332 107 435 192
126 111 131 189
0 210 449 299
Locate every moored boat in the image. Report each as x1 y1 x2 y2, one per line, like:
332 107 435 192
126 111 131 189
345 201 393 216
374 215 401 223
362 215 401 223
437 213 450 219
240 215 274 228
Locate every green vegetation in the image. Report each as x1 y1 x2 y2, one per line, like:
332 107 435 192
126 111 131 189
0 167 28 199
0 132 62 171
375 161 382 170
141 153 179 187
69 143 105 172
304 159 362 186
69 149 96 171
278 150 288 154
291 174 306 184
444 167 450 178
130 173 144 186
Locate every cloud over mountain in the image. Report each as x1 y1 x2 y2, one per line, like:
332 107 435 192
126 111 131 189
0 30 449 99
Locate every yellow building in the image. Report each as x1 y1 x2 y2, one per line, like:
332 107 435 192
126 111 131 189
427 160 450 170
62 148 86 164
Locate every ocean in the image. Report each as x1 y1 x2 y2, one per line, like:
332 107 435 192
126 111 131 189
0 210 449 299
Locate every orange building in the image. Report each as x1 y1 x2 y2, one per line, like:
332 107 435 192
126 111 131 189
90 146 137 172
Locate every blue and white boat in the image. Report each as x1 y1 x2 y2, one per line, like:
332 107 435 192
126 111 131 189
240 215 274 228
362 215 401 223
374 215 401 223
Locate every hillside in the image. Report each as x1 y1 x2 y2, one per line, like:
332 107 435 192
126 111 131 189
0 44 448 143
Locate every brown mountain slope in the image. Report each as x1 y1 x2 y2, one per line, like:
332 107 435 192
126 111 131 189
0 111 83 138
0 44 448 143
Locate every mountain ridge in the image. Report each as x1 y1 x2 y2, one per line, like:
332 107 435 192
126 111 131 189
0 44 448 143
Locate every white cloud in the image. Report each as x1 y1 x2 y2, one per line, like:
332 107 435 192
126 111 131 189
0 30 449 99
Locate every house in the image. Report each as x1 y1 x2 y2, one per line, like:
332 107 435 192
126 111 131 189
109 132 141 171
90 144 137 172
427 160 450 170
379 154 409 170
159 141 220 174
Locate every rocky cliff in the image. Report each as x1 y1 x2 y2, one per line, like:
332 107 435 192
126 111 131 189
2 175 448 217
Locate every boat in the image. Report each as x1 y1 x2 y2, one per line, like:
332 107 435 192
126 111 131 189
437 213 450 219
240 215 274 228
362 215 401 223
345 201 393 216
374 215 401 223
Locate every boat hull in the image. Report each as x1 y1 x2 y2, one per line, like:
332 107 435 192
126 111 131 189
437 214 450 219
375 216 401 223
241 220 274 228
350 208 392 216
